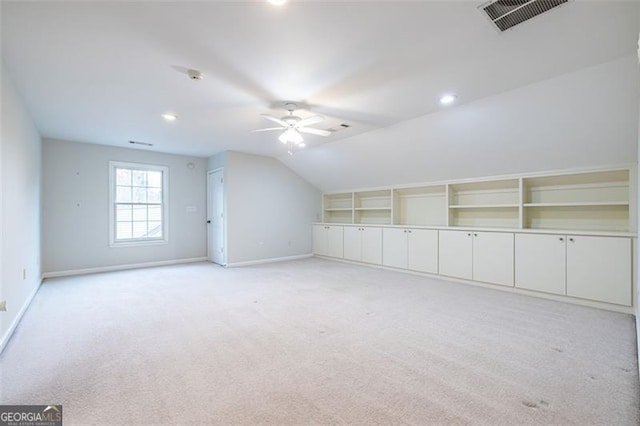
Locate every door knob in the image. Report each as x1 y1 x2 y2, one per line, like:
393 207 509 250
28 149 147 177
206 220 211 224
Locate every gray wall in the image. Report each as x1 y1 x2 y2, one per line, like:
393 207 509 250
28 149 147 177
42 139 207 273
1 66 42 343
209 151 321 265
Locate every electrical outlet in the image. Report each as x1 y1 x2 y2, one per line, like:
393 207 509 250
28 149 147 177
0 300 6 311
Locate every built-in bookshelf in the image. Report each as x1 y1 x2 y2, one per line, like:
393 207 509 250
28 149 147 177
319 166 634 234
393 185 446 226
354 190 392 224
448 179 520 228
522 169 630 232
323 192 353 224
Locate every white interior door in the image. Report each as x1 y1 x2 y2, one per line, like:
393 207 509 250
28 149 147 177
207 170 225 265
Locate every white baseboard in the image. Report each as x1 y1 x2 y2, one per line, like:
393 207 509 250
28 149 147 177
226 254 312 268
42 257 209 279
0 278 43 355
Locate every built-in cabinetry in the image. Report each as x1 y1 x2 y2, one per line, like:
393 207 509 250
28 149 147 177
515 234 631 305
439 230 514 286
312 225 344 258
382 228 438 273
315 166 635 310
343 226 382 265
322 167 633 232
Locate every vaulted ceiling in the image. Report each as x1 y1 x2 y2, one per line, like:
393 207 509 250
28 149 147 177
2 1 638 164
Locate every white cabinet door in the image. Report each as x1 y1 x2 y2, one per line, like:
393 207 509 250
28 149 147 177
408 229 438 274
327 226 344 258
515 234 565 295
383 228 408 268
566 236 631 306
473 232 514 286
343 226 361 261
439 230 472 280
312 225 327 256
361 227 383 265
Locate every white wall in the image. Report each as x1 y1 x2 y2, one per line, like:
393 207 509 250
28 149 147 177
208 151 321 265
1 66 42 345
282 55 640 192
42 139 207 273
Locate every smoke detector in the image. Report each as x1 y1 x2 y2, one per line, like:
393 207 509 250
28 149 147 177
187 69 203 80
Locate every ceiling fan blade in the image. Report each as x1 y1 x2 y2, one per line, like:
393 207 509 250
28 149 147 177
298 127 332 137
296 115 324 128
252 127 285 133
261 114 288 127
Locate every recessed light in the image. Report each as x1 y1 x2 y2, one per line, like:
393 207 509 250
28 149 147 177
268 0 288 6
162 113 177 122
440 94 457 105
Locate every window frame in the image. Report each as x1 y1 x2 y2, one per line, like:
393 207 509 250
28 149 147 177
108 161 169 248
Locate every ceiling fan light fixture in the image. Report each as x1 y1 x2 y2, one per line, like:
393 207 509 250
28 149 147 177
279 128 303 144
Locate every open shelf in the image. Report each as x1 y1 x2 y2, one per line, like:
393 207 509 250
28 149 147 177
319 166 634 234
449 206 520 229
524 204 629 232
523 170 629 204
355 209 392 225
449 179 520 207
449 204 519 209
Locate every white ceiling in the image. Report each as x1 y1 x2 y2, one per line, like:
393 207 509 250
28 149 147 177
1 1 638 159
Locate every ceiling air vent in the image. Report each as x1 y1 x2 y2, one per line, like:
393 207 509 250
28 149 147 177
480 0 569 32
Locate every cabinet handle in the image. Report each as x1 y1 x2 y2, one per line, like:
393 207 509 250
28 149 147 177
474 233 478 237
467 233 471 237
569 238 574 242
404 230 407 233
408 230 412 233
559 237 564 242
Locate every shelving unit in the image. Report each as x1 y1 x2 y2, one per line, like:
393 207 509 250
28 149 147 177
354 190 392 224
323 192 353 223
317 167 634 233
523 170 630 232
448 179 520 228
393 185 446 226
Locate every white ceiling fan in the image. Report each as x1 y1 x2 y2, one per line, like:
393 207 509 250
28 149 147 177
253 102 332 154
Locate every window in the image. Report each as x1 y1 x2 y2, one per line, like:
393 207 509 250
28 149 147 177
109 161 168 247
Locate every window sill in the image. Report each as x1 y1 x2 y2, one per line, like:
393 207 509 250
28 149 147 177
109 239 169 248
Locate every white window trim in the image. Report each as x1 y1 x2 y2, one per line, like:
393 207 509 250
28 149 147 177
109 161 169 248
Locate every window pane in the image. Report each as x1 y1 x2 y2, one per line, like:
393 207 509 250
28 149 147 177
133 170 147 187
116 222 132 240
148 222 162 237
116 168 131 186
147 171 162 188
147 188 162 203
132 205 147 221
116 186 132 203
132 221 148 238
116 205 132 221
148 205 162 221
133 187 147 203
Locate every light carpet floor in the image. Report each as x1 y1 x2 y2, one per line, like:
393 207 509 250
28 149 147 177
0 258 638 425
